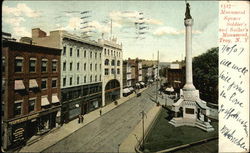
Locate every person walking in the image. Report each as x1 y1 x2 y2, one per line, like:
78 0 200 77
81 115 84 123
99 109 102 116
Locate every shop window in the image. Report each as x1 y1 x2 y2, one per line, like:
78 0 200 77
63 46 66 55
63 62 66 71
29 58 36 72
41 79 47 89
52 60 57 72
15 57 23 72
14 100 22 116
70 48 73 56
41 59 48 72
28 98 36 112
52 78 57 88
105 68 109 75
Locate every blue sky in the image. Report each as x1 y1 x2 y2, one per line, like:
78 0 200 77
2 1 218 62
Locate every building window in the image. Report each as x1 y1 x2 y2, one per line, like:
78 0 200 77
29 58 36 72
100 53 101 58
117 60 120 66
70 62 72 71
63 78 66 87
70 77 72 85
100 64 101 70
41 79 47 89
63 62 66 71
111 60 115 66
104 49 106 55
84 63 86 70
77 76 80 84
84 50 86 57
41 59 48 72
111 50 113 56
105 59 109 65
105 68 109 75
63 46 66 55
52 60 58 72
90 75 92 82
70 48 73 56
95 64 97 71
52 78 57 88
95 52 97 59
77 62 80 71
99 75 101 81
90 64 92 71
108 49 110 55
117 68 120 74
95 75 97 82
84 76 86 83
15 57 23 72
2 57 5 73
111 68 115 74
14 100 22 116
90 51 92 58
28 98 36 112
77 49 80 57
114 51 116 57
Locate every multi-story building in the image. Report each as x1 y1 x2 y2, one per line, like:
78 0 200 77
98 38 123 106
141 60 158 83
166 62 185 92
32 28 103 123
2 40 61 150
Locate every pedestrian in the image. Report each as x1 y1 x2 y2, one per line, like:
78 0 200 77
78 115 81 124
100 109 102 116
81 115 84 123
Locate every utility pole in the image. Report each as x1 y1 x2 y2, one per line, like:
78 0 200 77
156 50 159 103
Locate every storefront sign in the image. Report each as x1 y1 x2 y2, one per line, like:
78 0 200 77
9 113 39 125
12 128 24 142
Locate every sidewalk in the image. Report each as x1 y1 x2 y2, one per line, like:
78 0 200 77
19 87 148 152
119 105 162 152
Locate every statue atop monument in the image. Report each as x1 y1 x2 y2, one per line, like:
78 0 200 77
185 2 192 20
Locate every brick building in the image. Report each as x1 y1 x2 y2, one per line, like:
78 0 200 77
2 40 61 150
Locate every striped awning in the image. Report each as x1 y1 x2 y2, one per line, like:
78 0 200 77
52 95 60 104
123 88 130 94
129 87 134 91
15 80 25 90
136 83 140 86
41 96 50 106
140 82 145 85
29 79 38 88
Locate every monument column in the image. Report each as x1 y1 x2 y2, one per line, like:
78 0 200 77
183 3 196 91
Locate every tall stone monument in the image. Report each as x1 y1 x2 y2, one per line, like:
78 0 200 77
169 2 214 132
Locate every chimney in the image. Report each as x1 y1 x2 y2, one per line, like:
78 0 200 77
32 28 47 38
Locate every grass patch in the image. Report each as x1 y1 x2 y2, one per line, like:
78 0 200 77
144 109 218 152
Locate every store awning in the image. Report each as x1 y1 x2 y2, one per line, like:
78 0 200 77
15 80 25 90
123 88 130 94
165 87 174 92
140 82 145 86
29 79 38 88
41 96 50 106
129 87 134 91
174 80 181 83
56 111 61 117
52 95 60 104
149 79 153 82
136 83 140 86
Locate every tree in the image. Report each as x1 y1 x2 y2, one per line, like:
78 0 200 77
193 47 218 104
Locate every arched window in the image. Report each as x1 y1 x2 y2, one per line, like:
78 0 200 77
105 59 109 65
111 60 115 66
117 60 120 66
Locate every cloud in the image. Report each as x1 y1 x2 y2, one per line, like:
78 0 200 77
3 3 41 18
3 17 25 27
13 27 30 37
153 26 202 36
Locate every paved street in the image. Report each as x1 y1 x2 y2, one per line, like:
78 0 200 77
43 85 158 152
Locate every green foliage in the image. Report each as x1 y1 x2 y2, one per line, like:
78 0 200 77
193 47 218 104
